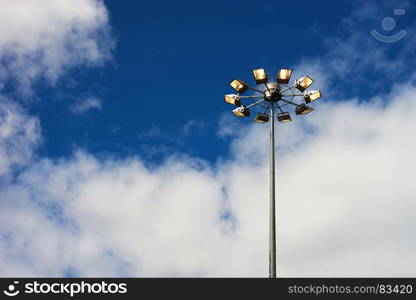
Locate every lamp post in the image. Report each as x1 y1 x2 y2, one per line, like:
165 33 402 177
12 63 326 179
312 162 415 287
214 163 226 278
224 68 321 278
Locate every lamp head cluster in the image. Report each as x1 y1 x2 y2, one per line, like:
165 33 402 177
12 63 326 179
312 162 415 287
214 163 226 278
225 68 321 123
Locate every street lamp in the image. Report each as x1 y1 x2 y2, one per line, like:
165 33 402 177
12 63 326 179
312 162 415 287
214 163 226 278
294 76 314 92
304 90 321 103
295 103 314 115
224 68 321 278
224 94 241 106
230 79 249 94
253 68 268 84
232 105 251 117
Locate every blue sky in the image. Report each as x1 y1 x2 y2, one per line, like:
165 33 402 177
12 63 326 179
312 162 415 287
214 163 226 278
2 0 416 277
23 0 413 164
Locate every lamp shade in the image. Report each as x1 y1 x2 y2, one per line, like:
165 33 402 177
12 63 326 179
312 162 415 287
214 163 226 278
295 76 314 92
230 79 249 94
253 68 268 84
224 94 241 106
254 113 269 123
277 113 292 123
232 106 250 117
304 90 321 103
277 69 292 84
295 103 314 115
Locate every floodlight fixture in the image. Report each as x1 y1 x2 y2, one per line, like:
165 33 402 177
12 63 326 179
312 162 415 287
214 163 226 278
254 113 269 123
223 67 321 279
277 69 292 84
224 94 241 106
264 82 279 98
230 79 249 94
304 90 321 103
277 113 292 123
265 82 279 91
232 106 250 117
295 103 314 115
253 68 268 84
295 76 314 92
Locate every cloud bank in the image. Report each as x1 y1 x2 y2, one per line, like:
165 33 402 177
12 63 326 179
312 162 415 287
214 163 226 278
0 0 114 96
2 82 416 276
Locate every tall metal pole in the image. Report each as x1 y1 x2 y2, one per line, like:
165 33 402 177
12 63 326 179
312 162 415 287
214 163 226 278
226 69 319 278
269 104 276 278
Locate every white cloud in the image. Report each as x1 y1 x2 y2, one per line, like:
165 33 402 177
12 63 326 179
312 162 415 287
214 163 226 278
0 97 40 178
1 82 416 277
70 97 102 115
181 120 208 137
0 0 114 96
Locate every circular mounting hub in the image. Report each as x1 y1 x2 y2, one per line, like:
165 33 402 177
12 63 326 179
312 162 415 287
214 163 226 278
265 91 281 103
